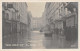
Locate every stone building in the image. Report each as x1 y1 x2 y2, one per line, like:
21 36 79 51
44 2 66 36
2 2 31 48
31 17 43 31
44 2 78 48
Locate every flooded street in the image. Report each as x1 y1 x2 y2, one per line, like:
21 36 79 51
29 31 45 49
28 31 64 49
25 31 78 49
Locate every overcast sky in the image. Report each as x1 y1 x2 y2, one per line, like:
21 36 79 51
27 2 46 17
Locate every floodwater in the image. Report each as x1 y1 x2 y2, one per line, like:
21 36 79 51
28 31 66 49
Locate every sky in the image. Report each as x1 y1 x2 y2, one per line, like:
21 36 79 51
27 2 46 17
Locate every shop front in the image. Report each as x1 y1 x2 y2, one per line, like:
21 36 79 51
54 19 66 48
54 20 64 36
64 14 77 42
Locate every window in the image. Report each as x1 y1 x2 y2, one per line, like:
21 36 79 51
73 8 76 12
2 11 5 19
5 13 9 20
17 15 20 21
65 8 68 15
61 7 63 12
59 9 60 14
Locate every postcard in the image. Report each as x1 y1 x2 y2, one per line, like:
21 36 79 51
0 0 80 51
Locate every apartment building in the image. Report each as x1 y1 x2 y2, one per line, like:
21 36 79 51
44 2 78 46
2 2 31 48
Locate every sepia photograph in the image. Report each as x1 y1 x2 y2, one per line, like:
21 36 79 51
2 2 78 49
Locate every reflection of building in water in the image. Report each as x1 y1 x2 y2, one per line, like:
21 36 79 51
2 2 32 48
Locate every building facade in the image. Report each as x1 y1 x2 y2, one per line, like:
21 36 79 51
44 2 78 48
2 2 31 48
31 17 43 31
